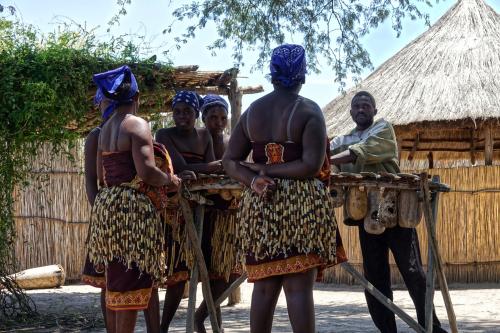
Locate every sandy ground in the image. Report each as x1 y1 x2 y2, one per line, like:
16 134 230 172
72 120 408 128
3 282 499 332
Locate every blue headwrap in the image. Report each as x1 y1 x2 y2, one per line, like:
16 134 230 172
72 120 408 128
172 90 203 118
270 44 307 88
92 65 138 120
200 94 228 118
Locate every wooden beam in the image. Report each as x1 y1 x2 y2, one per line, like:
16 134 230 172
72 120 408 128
427 151 434 169
484 124 493 165
470 129 476 165
400 143 500 152
239 85 264 94
173 65 199 73
193 86 230 95
407 132 420 161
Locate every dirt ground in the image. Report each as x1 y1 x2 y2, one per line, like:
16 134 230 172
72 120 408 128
4 282 499 332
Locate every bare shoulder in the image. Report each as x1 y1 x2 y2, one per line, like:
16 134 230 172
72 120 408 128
196 127 211 139
300 97 322 115
85 127 101 143
156 127 175 139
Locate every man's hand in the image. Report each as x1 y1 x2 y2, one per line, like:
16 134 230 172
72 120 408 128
250 173 276 200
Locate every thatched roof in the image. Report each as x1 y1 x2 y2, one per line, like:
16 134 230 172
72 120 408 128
78 65 263 133
323 0 500 137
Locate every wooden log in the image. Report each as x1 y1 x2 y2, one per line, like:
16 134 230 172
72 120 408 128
6 265 65 290
179 198 221 333
420 175 458 333
340 262 425 333
425 176 440 332
484 124 493 165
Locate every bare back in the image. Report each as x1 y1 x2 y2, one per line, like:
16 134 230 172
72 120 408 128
244 92 313 144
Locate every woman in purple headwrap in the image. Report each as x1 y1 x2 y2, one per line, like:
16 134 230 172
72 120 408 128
86 65 181 333
155 90 224 332
223 44 346 332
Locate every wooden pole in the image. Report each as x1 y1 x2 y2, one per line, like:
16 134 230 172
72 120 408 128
425 175 440 332
228 78 243 132
179 198 221 333
420 174 458 333
484 124 493 166
185 204 204 333
340 262 425 333
470 129 476 165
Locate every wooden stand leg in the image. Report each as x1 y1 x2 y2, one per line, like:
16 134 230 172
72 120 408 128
215 272 248 307
421 174 458 333
341 262 426 333
425 176 440 332
180 198 221 333
186 204 204 332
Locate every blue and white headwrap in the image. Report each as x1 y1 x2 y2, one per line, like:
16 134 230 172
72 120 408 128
172 90 203 118
93 65 138 120
200 94 228 118
270 44 307 88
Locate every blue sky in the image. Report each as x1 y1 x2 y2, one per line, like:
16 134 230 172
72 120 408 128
7 0 500 111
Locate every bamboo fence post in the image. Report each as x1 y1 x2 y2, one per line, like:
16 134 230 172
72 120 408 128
179 198 221 333
340 262 425 333
425 175 440 332
420 174 458 333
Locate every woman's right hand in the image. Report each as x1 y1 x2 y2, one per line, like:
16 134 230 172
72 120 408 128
168 174 182 191
251 174 276 198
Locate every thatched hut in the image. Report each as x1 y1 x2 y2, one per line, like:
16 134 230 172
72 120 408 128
322 0 500 284
13 66 262 280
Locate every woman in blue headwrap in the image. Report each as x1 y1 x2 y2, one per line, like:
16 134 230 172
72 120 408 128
86 65 181 333
223 44 346 332
201 94 230 159
155 90 225 332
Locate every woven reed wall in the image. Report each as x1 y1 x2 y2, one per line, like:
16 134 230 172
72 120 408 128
323 165 500 284
13 143 500 283
13 141 91 280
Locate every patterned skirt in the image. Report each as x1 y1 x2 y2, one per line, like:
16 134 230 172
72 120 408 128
87 186 165 310
237 178 347 282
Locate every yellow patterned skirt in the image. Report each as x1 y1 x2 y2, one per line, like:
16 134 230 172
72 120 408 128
87 186 165 310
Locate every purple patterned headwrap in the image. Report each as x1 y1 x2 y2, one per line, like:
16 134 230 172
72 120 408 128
270 44 307 88
201 94 228 118
93 65 138 120
172 90 204 118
